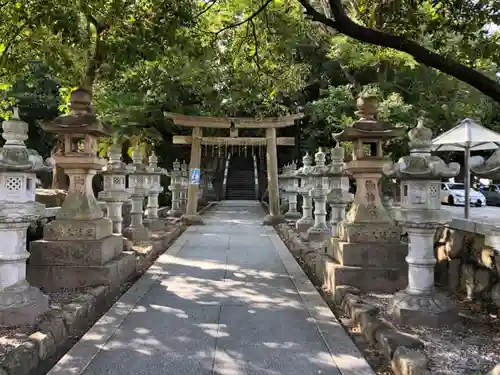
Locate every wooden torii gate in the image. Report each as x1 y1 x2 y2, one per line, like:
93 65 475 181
164 112 303 225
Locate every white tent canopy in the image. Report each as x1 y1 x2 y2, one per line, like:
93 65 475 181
431 118 500 218
432 118 500 152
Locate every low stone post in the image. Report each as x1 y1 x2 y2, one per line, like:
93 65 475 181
123 148 151 241
384 119 460 327
305 148 330 242
326 145 350 238
0 109 50 325
98 142 129 234
295 153 314 232
144 152 165 231
167 160 182 217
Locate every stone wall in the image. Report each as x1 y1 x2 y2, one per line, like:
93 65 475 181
434 220 500 310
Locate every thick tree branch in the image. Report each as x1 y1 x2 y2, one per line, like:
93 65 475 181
194 0 218 19
297 0 500 103
215 0 273 36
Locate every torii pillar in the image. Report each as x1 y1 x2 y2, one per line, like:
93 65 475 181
182 126 203 224
263 127 284 225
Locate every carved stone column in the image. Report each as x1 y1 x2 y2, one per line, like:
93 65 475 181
123 148 152 241
305 149 329 242
295 153 314 232
167 160 182 217
98 142 129 234
326 146 350 239
284 161 301 219
0 109 50 325
144 152 165 231
384 119 460 327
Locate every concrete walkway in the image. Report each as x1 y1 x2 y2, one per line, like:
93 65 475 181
49 201 374 375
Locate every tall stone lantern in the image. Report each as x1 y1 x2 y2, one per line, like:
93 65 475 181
384 119 460 327
98 141 129 234
326 144 351 238
295 153 314 232
326 95 408 293
29 88 135 291
283 161 301 219
0 109 51 325
167 159 182 217
304 148 330 242
144 152 165 231
123 147 152 241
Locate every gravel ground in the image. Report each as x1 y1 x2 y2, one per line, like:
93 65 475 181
362 292 500 375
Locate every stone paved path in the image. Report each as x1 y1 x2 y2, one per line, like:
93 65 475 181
48 201 374 375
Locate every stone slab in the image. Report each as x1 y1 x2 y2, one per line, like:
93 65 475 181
212 305 342 375
317 254 407 293
328 239 408 268
338 222 401 243
43 217 113 241
29 234 123 266
27 252 136 291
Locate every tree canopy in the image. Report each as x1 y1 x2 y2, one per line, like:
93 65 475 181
1 0 500 170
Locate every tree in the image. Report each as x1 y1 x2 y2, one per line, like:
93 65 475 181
296 0 500 102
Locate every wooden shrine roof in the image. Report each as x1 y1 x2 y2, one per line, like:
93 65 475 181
164 112 304 129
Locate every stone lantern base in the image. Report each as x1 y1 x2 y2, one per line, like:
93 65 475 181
181 213 204 225
0 281 48 326
263 213 285 226
28 219 135 291
143 218 166 231
319 222 408 293
390 290 458 328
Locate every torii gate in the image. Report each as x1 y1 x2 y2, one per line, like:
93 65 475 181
164 112 303 225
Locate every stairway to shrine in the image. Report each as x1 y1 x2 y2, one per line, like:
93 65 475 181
226 154 257 200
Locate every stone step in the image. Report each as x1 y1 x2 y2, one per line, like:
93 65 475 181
27 251 136 292
327 239 408 269
315 253 407 294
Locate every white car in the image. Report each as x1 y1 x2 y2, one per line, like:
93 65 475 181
441 182 486 207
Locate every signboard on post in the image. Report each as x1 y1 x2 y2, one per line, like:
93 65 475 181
190 168 200 185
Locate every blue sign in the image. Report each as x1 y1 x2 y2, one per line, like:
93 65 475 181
190 168 200 185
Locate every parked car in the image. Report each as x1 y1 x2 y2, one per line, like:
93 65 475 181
440 182 486 207
479 184 500 206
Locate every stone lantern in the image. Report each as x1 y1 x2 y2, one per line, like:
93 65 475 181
0 109 51 325
167 159 182 217
384 119 460 327
295 153 314 232
123 147 152 241
284 161 301 219
29 88 135 291
98 141 129 234
304 148 330 242
325 95 408 293
326 144 351 238
144 152 165 231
